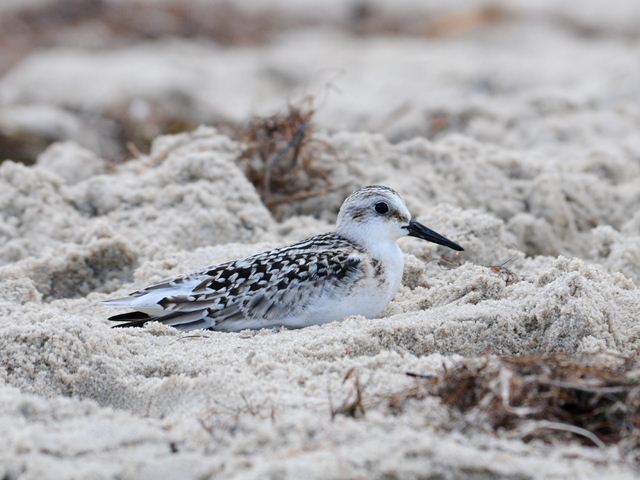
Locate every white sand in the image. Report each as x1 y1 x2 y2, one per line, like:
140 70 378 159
1 126 639 478
1 1 640 478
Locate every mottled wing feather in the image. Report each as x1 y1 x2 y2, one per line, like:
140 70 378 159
107 233 365 332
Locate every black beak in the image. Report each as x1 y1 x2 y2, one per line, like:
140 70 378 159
405 220 464 251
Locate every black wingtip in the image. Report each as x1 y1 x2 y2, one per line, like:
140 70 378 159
108 311 150 322
111 318 149 329
109 311 150 329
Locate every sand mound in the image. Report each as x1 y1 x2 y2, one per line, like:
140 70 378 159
0 128 275 303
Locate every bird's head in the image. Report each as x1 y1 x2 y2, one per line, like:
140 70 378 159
336 185 464 252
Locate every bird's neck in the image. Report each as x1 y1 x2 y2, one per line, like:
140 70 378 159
338 228 402 266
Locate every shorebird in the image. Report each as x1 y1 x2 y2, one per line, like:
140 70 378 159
105 185 463 332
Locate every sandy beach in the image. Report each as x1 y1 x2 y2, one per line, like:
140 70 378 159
1 1 640 478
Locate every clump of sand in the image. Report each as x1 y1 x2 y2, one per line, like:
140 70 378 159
0 128 274 302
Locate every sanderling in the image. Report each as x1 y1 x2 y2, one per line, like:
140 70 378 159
104 185 463 332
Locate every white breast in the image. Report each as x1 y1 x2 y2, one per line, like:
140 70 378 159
369 242 405 311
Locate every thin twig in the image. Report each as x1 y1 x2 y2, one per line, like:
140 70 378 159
538 379 639 394
519 420 606 449
406 371 436 379
240 393 257 416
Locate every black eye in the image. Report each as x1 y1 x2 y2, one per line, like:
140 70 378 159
375 202 389 214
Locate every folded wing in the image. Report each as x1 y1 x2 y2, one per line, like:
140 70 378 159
104 235 363 332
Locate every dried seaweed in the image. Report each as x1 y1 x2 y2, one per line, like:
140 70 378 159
330 368 367 419
396 354 640 455
0 0 288 74
488 257 520 285
237 101 335 218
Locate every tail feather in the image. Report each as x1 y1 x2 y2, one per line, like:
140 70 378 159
111 318 151 329
109 308 212 332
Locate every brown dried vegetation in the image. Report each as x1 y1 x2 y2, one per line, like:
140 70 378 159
237 101 335 218
394 354 640 455
0 0 288 75
488 257 520 285
330 367 367 419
